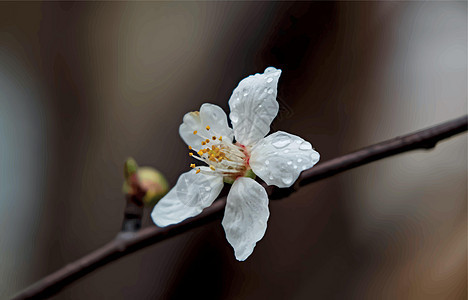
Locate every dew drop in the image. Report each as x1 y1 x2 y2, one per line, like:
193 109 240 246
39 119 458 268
301 165 307 170
265 67 276 73
267 88 274 94
266 77 273 83
265 160 270 165
287 161 292 165
272 137 291 149
297 158 303 163
299 143 312 150
205 186 211 192
230 112 239 123
284 149 290 154
282 174 293 185
244 92 249 97
293 165 298 169
269 175 274 180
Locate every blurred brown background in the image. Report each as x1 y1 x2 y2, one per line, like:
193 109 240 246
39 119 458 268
0 2 466 299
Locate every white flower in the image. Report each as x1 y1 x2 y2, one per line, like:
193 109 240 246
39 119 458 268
151 67 320 261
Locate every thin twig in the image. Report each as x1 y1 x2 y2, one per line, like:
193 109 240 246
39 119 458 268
13 115 467 299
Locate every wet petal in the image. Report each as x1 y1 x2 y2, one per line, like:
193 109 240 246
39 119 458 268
222 177 270 261
250 131 320 188
151 167 224 227
228 67 281 146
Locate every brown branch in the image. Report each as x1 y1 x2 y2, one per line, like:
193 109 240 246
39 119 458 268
13 115 467 299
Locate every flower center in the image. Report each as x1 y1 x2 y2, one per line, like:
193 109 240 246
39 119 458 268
188 126 251 180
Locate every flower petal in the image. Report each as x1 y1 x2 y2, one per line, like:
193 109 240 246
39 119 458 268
222 177 270 261
250 131 320 188
151 167 224 227
228 67 281 146
179 103 233 151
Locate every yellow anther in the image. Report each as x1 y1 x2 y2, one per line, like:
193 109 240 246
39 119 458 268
190 164 195 168
212 136 216 140
189 153 193 156
210 165 216 171
196 169 201 174
198 150 203 156
188 146 192 150
219 136 222 141
193 130 197 135
201 141 206 145
205 139 210 144
206 126 210 130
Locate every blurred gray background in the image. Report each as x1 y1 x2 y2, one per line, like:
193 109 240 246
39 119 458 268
0 2 466 299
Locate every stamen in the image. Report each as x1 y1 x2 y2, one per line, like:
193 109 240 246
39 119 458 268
190 164 195 168
193 130 197 135
205 139 210 144
210 165 216 171
212 136 216 140
189 153 193 156
219 136 222 141
206 126 210 130
196 169 201 174
188 146 192 150
201 141 206 145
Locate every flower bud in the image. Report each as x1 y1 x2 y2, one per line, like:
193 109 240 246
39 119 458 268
122 158 169 207
137 167 169 207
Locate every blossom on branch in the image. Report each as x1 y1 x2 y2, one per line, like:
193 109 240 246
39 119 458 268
151 67 320 261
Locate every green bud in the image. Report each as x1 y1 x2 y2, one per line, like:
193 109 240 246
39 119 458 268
124 157 139 180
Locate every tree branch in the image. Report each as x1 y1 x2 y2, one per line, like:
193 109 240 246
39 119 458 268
13 115 467 299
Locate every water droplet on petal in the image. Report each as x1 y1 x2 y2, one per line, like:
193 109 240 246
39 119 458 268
295 140 302 144
293 165 298 169
266 77 273 83
297 158 303 163
205 186 211 192
301 165 307 170
267 88 274 94
284 149 290 154
265 160 270 165
272 137 291 149
282 174 293 185
265 67 277 73
287 161 292 165
269 175 274 180
230 112 239 123
299 143 312 150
